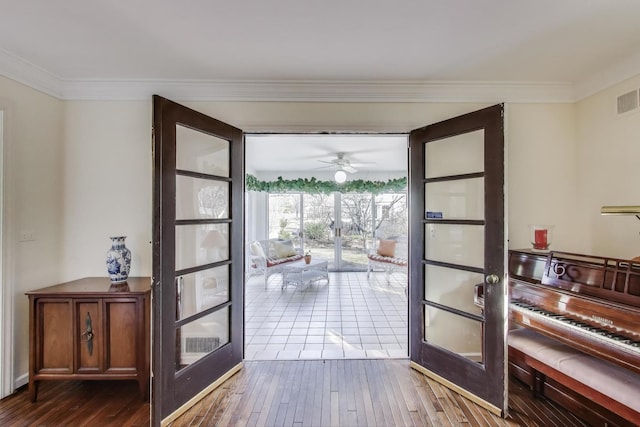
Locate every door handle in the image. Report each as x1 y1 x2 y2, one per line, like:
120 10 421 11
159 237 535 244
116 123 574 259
80 312 94 356
485 274 500 285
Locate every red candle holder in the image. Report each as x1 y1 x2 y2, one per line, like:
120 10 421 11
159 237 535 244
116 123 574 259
530 225 554 252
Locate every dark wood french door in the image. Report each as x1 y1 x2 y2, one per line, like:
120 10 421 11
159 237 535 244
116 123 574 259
152 96 244 425
409 104 507 415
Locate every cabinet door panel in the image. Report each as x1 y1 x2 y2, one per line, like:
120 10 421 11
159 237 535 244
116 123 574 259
39 301 73 373
76 301 102 373
106 300 138 371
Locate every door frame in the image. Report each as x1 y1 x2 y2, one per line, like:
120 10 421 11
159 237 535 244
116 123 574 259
153 115 506 420
0 106 15 400
0 109 8 399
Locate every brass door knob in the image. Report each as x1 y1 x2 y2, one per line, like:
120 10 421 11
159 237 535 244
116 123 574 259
485 274 500 285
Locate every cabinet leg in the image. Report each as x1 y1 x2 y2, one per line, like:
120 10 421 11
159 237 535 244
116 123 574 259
29 380 38 402
139 378 149 401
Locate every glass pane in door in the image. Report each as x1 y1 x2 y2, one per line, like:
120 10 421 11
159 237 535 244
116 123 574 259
423 129 486 358
373 192 408 260
303 193 335 268
339 193 373 270
374 193 408 237
175 307 230 372
176 265 229 320
423 305 483 362
176 175 229 220
424 130 484 178
423 265 483 316
424 223 484 268
175 224 229 270
176 125 230 177
174 124 230 370
268 194 301 249
424 178 483 220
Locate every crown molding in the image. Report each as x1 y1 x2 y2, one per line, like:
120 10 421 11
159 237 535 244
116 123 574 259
0 47 576 103
60 79 576 103
0 48 63 98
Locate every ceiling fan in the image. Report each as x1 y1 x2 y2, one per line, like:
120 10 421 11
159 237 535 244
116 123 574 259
316 152 374 174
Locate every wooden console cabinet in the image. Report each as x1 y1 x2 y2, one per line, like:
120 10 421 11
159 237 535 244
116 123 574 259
26 277 151 402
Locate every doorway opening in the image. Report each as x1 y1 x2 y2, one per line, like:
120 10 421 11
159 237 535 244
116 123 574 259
244 134 409 360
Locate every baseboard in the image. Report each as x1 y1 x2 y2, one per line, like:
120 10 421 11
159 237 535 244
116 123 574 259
14 372 27 390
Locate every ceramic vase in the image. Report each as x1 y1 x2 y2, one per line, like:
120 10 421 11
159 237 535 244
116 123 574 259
106 236 132 283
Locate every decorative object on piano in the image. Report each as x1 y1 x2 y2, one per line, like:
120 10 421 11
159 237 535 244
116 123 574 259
304 250 312 264
529 224 553 252
106 236 131 284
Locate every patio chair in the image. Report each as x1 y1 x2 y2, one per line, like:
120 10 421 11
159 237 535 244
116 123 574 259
366 235 408 282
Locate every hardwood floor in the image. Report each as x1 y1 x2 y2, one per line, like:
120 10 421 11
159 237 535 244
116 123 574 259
0 359 586 426
0 379 150 426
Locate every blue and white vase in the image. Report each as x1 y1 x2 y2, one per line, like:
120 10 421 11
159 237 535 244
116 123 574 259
106 236 131 283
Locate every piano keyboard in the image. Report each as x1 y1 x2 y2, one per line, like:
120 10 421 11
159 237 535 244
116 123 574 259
510 300 640 356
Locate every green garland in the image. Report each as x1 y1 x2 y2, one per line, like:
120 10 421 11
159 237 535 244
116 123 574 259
246 174 407 194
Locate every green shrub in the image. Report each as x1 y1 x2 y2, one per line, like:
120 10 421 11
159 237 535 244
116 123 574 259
304 222 328 240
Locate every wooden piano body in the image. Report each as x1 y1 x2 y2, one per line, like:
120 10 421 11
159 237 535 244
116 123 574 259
507 249 640 427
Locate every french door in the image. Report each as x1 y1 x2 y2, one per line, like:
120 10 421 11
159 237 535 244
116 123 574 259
269 192 378 271
152 96 244 425
409 104 507 415
337 192 374 271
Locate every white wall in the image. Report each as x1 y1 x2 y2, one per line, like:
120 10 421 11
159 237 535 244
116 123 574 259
506 104 584 251
576 74 640 259
0 76 64 384
6 75 639 387
60 101 152 281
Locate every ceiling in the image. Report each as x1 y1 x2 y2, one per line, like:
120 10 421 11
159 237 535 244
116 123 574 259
1 0 640 102
246 134 407 175
2 0 639 175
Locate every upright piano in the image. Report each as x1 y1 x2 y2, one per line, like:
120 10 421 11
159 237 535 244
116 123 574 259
506 249 640 426
508 249 640 373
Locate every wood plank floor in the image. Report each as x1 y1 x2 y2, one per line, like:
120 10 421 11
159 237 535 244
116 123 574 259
0 359 586 426
0 379 150 426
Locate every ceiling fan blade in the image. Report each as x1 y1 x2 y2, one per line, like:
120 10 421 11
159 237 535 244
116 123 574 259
343 165 358 173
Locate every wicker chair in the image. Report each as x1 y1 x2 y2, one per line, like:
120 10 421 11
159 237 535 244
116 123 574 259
366 235 408 281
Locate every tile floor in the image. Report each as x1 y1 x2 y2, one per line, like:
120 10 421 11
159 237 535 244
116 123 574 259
245 269 408 360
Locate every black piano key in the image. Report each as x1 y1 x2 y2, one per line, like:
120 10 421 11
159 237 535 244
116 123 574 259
611 335 628 341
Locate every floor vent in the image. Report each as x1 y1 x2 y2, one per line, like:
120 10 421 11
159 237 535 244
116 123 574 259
184 336 220 353
616 89 639 115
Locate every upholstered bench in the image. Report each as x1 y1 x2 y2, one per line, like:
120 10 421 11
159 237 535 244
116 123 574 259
508 328 640 426
247 239 303 289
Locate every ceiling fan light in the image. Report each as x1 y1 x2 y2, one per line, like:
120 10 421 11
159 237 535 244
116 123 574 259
334 170 347 183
